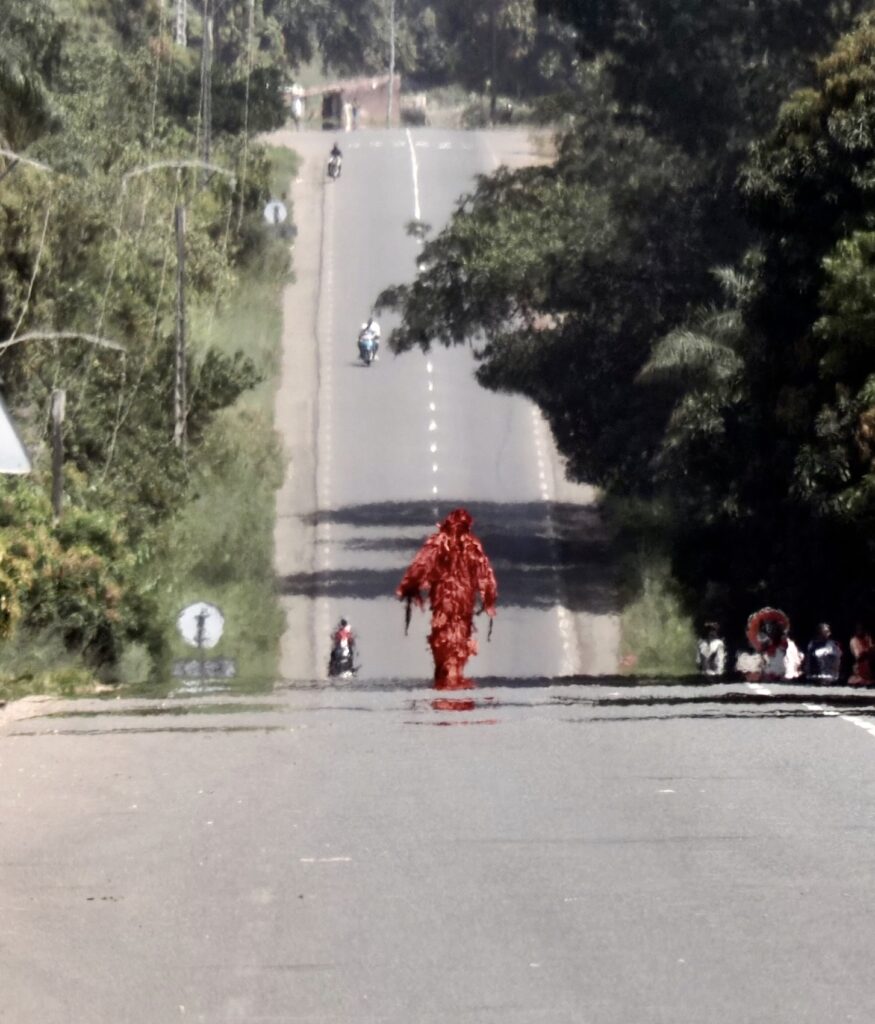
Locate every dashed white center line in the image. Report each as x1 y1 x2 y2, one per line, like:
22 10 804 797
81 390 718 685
408 136 437 498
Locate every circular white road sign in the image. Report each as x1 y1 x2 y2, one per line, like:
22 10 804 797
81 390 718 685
263 200 288 225
176 602 225 649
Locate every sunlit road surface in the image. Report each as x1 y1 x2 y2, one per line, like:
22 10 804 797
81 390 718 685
5 680 875 1022
275 128 617 682
5 131 875 1024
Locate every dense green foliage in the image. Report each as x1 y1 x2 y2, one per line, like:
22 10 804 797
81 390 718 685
381 4 875 646
0 0 290 679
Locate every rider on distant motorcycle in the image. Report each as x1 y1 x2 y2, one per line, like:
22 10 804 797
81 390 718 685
333 617 353 649
358 316 381 360
329 617 356 676
328 142 342 179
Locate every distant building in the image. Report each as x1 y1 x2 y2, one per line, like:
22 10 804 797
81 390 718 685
285 74 402 130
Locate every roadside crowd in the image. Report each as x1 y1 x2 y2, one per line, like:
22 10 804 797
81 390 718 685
696 614 874 685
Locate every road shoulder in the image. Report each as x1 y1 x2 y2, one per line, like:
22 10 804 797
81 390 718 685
272 132 325 682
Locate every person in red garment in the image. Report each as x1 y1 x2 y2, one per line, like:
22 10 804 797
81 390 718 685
397 508 498 689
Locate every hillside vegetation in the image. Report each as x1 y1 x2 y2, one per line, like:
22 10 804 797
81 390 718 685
0 0 294 689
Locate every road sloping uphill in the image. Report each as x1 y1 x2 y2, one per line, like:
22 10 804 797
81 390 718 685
271 126 619 683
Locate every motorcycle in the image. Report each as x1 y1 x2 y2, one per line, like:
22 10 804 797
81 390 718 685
328 635 358 678
327 153 342 180
358 329 379 366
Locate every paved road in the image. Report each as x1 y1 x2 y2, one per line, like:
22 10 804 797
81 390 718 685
277 128 615 682
5 681 875 1022
5 130 875 1024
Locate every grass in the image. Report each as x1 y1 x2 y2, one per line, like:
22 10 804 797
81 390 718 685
0 630 99 702
618 550 697 676
266 145 301 199
142 148 301 693
0 147 301 705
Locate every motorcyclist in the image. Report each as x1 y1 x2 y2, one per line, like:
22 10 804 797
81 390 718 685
328 142 342 178
329 617 355 676
333 617 353 648
358 316 381 360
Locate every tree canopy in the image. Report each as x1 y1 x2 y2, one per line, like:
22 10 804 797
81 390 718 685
0 0 286 667
380 3 875 637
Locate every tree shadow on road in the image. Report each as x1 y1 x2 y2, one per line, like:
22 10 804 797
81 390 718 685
278 499 619 613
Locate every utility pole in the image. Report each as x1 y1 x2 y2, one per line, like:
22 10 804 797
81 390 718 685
51 389 66 523
122 159 235 447
386 0 396 128
174 204 187 451
175 0 187 45
200 0 214 170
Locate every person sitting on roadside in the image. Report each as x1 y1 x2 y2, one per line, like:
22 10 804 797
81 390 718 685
763 624 803 681
805 622 842 682
696 621 726 676
849 622 874 686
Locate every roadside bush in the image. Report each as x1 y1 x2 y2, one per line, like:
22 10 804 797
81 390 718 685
0 475 153 664
619 554 696 676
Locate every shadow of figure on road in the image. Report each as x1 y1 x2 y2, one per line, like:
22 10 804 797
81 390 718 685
278 498 619 614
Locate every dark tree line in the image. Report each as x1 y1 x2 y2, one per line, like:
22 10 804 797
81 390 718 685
380 2 875 642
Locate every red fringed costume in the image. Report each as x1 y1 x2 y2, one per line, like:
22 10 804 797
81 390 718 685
397 508 497 688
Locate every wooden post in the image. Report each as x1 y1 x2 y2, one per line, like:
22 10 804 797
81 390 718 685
174 204 187 451
51 389 65 523
201 6 213 171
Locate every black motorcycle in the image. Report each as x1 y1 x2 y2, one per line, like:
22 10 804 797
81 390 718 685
328 639 357 678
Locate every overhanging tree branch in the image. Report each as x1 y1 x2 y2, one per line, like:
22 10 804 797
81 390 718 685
0 331 126 353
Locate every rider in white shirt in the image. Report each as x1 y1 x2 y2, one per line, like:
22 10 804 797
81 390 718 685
359 316 381 359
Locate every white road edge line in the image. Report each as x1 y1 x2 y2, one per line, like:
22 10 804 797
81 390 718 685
406 128 422 222
745 682 875 734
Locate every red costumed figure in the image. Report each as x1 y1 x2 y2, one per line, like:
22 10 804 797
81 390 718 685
397 508 497 689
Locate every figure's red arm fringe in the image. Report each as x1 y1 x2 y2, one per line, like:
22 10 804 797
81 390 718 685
396 534 441 608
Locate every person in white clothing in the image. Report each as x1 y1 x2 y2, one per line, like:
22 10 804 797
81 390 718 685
762 632 803 680
359 316 381 359
696 622 726 676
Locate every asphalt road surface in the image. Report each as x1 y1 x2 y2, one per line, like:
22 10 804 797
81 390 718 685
6 681 875 1023
4 130 875 1024
276 128 616 683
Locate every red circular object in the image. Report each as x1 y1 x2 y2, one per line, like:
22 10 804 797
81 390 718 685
746 607 790 653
